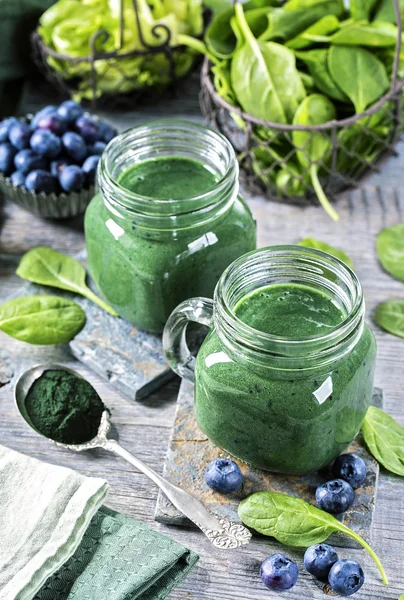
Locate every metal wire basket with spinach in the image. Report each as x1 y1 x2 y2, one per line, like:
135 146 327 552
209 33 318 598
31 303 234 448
179 0 404 221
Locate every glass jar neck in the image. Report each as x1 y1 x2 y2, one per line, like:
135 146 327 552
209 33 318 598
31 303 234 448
98 120 239 233
214 246 365 371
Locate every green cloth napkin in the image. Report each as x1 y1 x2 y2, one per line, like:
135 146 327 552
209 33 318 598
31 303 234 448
35 507 199 600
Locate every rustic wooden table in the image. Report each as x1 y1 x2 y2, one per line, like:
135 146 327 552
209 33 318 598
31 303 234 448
1 77 403 600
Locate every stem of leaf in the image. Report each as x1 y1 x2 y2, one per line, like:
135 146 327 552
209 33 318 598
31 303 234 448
83 287 118 317
342 526 388 585
310 165 340 222
177 34 218 64
234 3 254 44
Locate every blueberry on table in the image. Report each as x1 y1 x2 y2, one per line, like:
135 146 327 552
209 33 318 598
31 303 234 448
304 543 339 580
0 143 17 175
9 122 31 150
10 171 25 187
97 121 116 143
82 155 100 184
30 129 61 159
75 115 99 143
50 158 72 177
57 100 84 124
0 117 18 143
332 453 367 489
328 559 364 596
316 479 355 514
36 113 66 136
59 165 84 193
14 149 47 175
204 458 242 493
88 141 107 155
260 554 298 591
25 170 56 194
31 105 57 129
62 132 87 162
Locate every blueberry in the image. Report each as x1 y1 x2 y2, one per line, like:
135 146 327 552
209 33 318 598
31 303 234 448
62 132 87 162
204 458 242 493
59 164 84 193
316 479 355 514
31 105 57 129
97 121 116 143
88 141 106 155
9 122 31 150
0 117 18 143
0 143 17 175
328 559 364 596
332 454 367 489
14 149 47 175
25 169 56 194
57 100 84 124
36 113 66 136
30 129 61 159
304 544 339 580
10 171 25 187
50 158 72 178
75 115 99 143
82 155 100 184
260 554 298 591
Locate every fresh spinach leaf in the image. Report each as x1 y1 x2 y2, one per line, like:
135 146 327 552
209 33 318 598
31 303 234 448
362 406 404 475
211 60 237 104
0 295 86 345
283 0 344 13
231 3 306 123
293 94 339 221
328 45 389 113
298 238 354 268
16 247 118 316
286 15 340 50
330 20 398 47
238 491 388 584
376 223 404 282
374 300 404 338
350 0 380 20
295 49 349 102
373 0 404 23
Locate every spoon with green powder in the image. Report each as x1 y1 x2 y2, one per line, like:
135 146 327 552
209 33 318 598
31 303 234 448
15 363 251 550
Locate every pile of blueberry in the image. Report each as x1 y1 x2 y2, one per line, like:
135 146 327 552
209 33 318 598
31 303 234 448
0 101 116 195
205 453 368 596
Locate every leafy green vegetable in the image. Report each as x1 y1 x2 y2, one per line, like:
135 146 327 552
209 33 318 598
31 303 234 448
374 301 404 338
373 0 404 23
286 15 340 50
376 223 404 282
330 20 398 47
238 491 388 584
298 238 354 268
295 49 349 102
293 94 339 221
0 296 85 345
362 406 404 476
16 247 118 316
350 0 380 20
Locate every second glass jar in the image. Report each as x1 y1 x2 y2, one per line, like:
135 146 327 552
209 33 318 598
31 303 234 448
85 120 256 332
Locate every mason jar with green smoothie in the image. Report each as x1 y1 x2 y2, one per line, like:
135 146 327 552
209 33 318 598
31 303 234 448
85 120 256 332
163 246 377 475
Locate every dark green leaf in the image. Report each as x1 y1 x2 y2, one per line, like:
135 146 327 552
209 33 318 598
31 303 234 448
376 223 404 281
286 15 340 50
295 49 349 102
330 20 398 47
328 45 389 113
16 247 118 316
362 406 404 475
238 491 388 584
0 296 86 345
374 300 404 338
298 238 354 268
350 0 380 20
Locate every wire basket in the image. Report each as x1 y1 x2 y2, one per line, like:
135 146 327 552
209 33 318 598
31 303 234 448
31 0 205 108
200 0 404 206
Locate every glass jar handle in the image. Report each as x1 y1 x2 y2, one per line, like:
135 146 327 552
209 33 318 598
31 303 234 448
163 297 214 382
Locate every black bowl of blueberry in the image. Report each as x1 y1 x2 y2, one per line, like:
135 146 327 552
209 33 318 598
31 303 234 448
0 101 116 219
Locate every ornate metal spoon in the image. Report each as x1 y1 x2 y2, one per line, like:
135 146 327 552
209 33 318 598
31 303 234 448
14 363 251 550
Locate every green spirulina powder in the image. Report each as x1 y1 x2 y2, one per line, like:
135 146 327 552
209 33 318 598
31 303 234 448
25 369 105 444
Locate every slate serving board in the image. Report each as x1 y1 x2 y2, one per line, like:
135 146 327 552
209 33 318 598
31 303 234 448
155 379 383 548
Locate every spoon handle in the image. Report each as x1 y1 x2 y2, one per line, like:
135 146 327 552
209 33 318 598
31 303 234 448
104 439 251 550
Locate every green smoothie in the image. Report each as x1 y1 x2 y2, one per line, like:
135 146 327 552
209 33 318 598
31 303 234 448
195 282 376 474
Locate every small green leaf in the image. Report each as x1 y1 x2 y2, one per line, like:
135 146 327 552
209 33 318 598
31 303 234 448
0 296 86 345
376 223 404 282
374 301 404 338
238 491 388 584
362 406 404 476
16 247 118 316
298 238 354 269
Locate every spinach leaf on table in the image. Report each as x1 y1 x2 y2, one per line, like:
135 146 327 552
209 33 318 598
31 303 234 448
376 223 404 282
292 94 339 221
286 15 340 50
350 0 380 20
295 49 349 102
374 300 404 338
16 247 118 316
0 296 86 345
330 20 398 47
238 491 388 584
362 406 404 475
231 3 306 123
328 45 390 113
298 237 354 268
